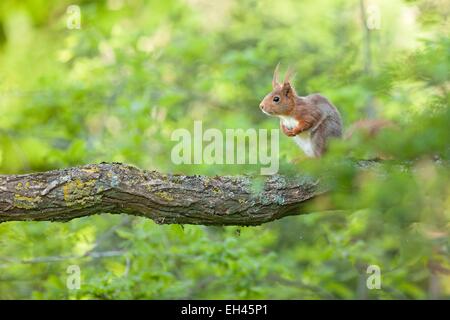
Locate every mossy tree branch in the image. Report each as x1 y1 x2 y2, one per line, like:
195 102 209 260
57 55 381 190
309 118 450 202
0 163 324 226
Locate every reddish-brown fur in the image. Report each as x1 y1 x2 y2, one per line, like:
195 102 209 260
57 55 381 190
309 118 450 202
259 64 343 157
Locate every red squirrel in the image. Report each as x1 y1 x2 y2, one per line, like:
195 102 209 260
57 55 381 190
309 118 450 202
259 64 343 157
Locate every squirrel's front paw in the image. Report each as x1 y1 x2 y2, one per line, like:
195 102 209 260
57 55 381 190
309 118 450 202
285 130 297 137
281 124 297 137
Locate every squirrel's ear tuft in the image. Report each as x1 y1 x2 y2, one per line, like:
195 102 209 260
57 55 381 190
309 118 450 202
272 62 280 88
283 66 296 84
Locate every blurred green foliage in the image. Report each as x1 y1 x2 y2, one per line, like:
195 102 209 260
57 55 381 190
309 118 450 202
0 0 448 299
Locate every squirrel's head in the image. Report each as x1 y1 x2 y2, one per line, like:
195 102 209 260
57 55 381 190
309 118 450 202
259 64 297 116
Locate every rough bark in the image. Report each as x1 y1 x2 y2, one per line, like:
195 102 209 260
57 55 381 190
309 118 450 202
0 163 324 226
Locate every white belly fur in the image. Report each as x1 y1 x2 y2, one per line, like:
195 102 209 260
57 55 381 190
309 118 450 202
279 116 315 157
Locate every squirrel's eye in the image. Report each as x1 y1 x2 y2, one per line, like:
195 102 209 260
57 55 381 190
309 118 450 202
273 96 280 102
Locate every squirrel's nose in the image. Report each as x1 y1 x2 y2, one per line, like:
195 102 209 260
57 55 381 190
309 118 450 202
259 104 264 110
